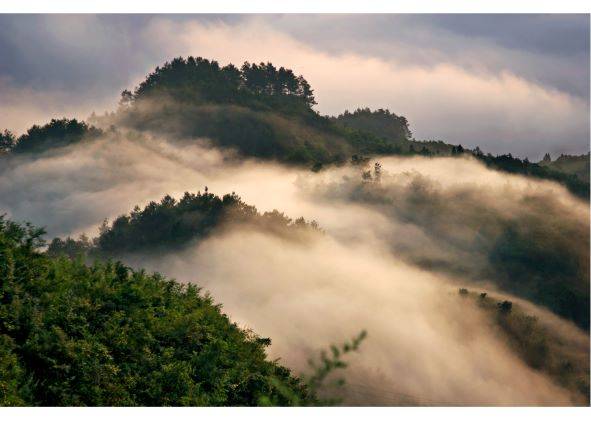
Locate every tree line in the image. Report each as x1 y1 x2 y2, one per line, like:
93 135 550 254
47 190 321 259
126 56 316 113
0 119 102 155
0 215 318 405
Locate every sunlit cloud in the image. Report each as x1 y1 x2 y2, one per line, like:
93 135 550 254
0 15 588 158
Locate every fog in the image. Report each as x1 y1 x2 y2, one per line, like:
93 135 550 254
126 228 587 405
0 133 588 405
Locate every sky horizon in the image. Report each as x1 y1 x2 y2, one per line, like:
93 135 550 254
0 14 589 160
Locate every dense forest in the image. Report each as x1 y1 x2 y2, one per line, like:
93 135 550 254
47 191 320 259
0 56 588 198
4 119 103 155
0 216 316 405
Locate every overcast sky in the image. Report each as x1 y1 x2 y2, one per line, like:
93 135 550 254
0 14 588 159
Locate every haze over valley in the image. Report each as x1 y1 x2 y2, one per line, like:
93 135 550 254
0 14 589 406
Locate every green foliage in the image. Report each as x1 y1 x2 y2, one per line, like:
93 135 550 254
475 152 589 199
0 216 314 406
468 291 589 401
115 59 417 166
0 130 16 154
0 335 32 405
116 101 351 164
132 56 316 113
489 219 589 329
10 118 102 155
333 108 411 145
47 191 320 259
304 331 367 399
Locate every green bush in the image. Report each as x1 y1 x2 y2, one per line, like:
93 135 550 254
1 216 313 406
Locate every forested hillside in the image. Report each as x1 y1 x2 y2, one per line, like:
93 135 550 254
6 119 102 155
1 56 588 198
47 191 320 259
340 165 590 329
539 153 590 183
457 288 588 402
110 57 412 165
0 216 314 406
0 57 589 405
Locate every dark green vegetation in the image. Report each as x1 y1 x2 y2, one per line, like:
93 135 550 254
47 191 320 259
0 56 588 197
112 57 351 164
473 150 589 199
539 153 590 183
344 168 589 330
489 211 589 330
333 108 411 144
0 130 16 154
110 57 414 166
458 288 589 404
130 57 316 111
9 118 102 155
0 216 317 406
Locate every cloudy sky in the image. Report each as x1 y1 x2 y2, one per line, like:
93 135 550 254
0 14 588 159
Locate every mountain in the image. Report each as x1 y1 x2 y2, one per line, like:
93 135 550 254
2 56 589 198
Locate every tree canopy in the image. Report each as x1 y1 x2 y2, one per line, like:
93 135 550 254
333 108 412 144
10 118 102 155
48 191 320 259
0 130 16 154
131 57 316 112
0 216 313 406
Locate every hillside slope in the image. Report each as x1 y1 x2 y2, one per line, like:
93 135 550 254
458 289 588 404
47 191 319 259
0 216 313 406
539 153 590 183
2 56 588 199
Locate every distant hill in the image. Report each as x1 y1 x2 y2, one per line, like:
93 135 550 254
332 108 412 151
1 56 589 198
108 57 411 166
539 153 590 183
47 190 320 259
10 118 102 155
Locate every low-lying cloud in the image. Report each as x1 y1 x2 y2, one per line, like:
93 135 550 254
1 133 588 404
127 228 585 405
